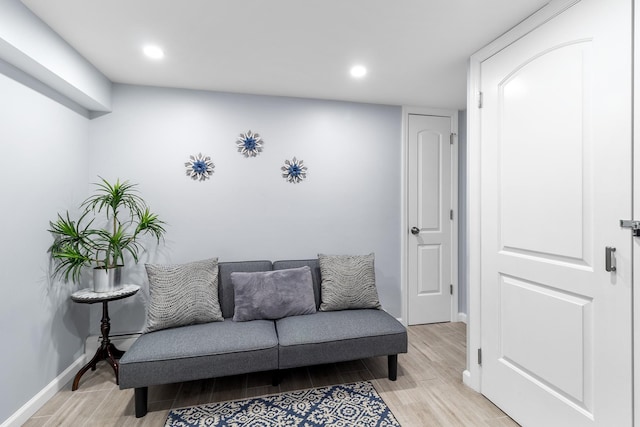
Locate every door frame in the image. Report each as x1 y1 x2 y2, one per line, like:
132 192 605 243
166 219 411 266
464 0 602 393
633 0 639 421
401 106 459 326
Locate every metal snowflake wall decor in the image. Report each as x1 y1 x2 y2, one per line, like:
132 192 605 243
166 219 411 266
185 153 214 181
236 130 263 157
281 157 307 183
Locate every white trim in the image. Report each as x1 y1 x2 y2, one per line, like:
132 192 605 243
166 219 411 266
465 0 585 394
84 333 140 356
471 0 581 64
1 333 143 427
462 369 473 388
451 112 460 323
633 0 639 422
457 312 468 324
400 109 409 327
0 355 87 427
401 106 459 326
466 51 482 391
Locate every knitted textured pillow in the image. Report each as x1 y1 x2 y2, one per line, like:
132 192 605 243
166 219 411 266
318 253 381 311
144 258 223 333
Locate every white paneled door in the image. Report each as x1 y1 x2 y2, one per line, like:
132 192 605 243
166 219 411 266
407 114 453 325
479 0 632 425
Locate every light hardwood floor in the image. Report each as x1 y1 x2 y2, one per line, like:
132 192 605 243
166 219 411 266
24 322 518 426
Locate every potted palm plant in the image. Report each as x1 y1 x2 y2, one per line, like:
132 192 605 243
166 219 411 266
48 177 166 292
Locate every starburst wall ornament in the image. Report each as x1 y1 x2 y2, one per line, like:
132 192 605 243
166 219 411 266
281 157 307 183
236 130 263 157
185 153 214 181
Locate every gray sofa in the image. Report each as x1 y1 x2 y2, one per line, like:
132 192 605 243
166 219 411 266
119 259 408 418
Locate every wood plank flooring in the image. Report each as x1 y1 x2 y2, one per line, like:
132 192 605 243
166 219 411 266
24 322 518 426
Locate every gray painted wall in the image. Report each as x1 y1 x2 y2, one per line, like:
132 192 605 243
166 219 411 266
0 76 463 423
87 84 403 335
0 71 90 423
458 110 467 315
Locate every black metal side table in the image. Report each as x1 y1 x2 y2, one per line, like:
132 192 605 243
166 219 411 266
70 284 140 390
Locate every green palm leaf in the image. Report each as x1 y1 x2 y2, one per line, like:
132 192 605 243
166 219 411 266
47 177 167 284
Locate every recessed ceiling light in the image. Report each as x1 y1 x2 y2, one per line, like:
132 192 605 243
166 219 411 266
350 65 367 78
143 45 164 60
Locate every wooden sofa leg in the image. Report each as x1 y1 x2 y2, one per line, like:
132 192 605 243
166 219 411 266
135 387 148 418
388 355 398 381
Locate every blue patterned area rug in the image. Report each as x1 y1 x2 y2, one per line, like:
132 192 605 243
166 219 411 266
165 381 401 426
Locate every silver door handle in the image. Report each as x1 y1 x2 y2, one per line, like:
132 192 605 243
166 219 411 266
605 246 617 272
410 227 420 235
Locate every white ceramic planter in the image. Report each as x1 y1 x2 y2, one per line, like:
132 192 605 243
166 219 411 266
93 266 122 293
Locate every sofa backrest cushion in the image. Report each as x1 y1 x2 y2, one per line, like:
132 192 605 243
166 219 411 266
273 259 321 309
218 261 273 318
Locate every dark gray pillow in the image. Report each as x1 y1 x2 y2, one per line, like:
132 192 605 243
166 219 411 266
318 253 381 311
144 258 224 333
232 266 316 321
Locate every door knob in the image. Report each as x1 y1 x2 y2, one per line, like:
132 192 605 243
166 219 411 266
411 227 420 235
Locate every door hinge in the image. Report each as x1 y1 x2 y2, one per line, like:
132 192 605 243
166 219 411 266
620 219 640 236
450 284 453 295
478 91 483 108
450 209 454 220
450 133 456 145
477 348 482 365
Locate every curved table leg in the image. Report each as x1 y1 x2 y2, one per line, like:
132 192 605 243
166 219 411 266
72 300 126 390
72 346 105 391
109 343 125 360
105 343 120 385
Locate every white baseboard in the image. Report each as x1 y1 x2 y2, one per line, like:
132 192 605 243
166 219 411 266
0 355 86 427
2 333 142 427
463 368 482 392
463 369 473 387
457 312 468 324
84 333 141 356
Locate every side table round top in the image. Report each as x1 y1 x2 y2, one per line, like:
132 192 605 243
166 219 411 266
71 284 140 303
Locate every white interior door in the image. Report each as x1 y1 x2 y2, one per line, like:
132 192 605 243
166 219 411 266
479 0 632 426
407 114 453 325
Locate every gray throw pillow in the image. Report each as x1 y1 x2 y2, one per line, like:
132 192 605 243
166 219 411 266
232 266 316 321
144 258 223 333
318 253 381 311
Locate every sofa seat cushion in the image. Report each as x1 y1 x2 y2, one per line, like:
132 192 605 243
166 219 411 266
275 309 407 369
119 320 278 389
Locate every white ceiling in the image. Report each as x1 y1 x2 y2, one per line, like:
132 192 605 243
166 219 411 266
21 0 549 109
